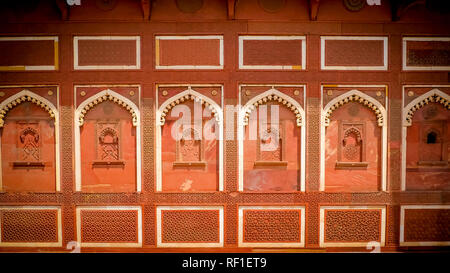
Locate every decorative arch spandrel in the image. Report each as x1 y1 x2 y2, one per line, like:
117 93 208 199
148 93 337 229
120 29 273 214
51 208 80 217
402 87 450 191
74 87 141 192
0 88 60 192
321 86 388 192
155 85 224 192
238 85 306 192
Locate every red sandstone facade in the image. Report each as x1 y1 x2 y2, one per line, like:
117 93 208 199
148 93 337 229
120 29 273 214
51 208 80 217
0 0 449 252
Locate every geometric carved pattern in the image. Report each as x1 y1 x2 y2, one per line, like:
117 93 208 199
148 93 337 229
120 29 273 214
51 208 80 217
259 126 282 162
404 209 450 242
1 210 58 242
97 122 120 161
17 123 40 162
243 210 300 242
341 125 363 162
80 210 138 243
177 127 202 162
161 210 220 243
324 210 381 242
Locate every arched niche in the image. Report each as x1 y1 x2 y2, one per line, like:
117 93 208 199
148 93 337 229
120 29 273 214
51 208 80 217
74 89 141 192
155 87 224 192
401 88 450 191
238 88 306 192
320 90 387 192
0 90 60 192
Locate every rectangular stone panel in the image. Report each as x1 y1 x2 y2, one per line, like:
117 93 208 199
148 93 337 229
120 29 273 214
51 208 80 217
155 36 223 69
239 36 306 70
74 36 140 70
403 37 450 70
321 36 387 70
76 206 142 247
320 206 386 247
0 37 58 71
400 205 450 246
238 206 305 247
157 206 223 247
0 206 61 247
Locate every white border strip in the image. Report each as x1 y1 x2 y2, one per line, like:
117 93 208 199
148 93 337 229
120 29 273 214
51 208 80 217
319 86 388 191
400 205 450 246
0 206 62 247
155 85 224 192
238 206 305 248
0 89 61 192
155 36 223 70
402 37 450 71
74 86 141 192
238 85 306 192
76 206 142 248
0 36 58 71
320 36 388 71
73 36 141 70
238 36 306 70
401 86 450 191
319 206 386 248
156 206 224 248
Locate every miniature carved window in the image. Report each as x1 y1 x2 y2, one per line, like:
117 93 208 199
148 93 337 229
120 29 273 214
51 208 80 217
255 122 287 166
13 122 44 168
418 121 447 165
336 122 368 169
174 126 205 167
93 121 124 167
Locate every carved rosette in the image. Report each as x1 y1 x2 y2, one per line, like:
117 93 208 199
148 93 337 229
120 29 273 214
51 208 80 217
78 93 138 127
0 95 55 128
325 94 384 127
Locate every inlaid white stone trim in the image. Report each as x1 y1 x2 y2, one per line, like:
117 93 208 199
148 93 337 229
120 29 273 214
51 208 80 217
400 205 450 246
73 36 141 70
402 37 450 71
74 88 141 192
401 87 450 191
238 86 306 192
238 36 306 70
156 206 224 248
76 206 142 248
155 86 224 192
155 35 223 70
238 206 305 248
319 205 386 248
0 206 62 247
320 89 388 191
321 36 388 71
0 89 61 192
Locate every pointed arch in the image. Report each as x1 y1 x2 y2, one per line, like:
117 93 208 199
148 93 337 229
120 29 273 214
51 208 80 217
240 88 304 127
401 87 450 191
403 88 450 126
74 89 141 192
320 89 387 192
323 90 386 127
238 87 306 192
0 89 60 192
155 86 224 192
157 87 223 126
75 89 140 127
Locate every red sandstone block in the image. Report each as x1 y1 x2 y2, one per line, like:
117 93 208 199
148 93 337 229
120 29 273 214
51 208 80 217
156 36 223 69
321 36 387 70
403 37 450 70
0 37 57 70
239 36 305 69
